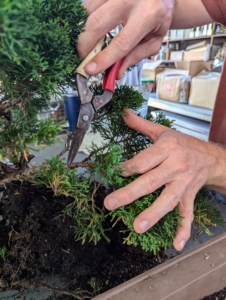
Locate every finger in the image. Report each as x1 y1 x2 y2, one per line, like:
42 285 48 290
84 16 151 75
118 37 163 78
104 164 171 210
122 109 172 142
173 194 195 251
83 0 108 15
77 1 125 58
121 143 169 177
133 183 184 234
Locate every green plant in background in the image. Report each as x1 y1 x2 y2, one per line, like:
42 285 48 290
0 246 7 260
0 108 64 167
0 0 87 171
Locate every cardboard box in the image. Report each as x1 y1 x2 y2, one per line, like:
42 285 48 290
170 51 184 61
183 45 211 61
142 61 165 83
174 61 213 77
183 50 205 61
189 71 221 109
157 74 191 103
156 68 190 90
186 41 209 51
166 47 176 60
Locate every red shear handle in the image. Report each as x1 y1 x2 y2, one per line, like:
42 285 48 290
102 59 123 92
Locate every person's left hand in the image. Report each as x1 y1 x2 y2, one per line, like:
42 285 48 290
103 109 224 251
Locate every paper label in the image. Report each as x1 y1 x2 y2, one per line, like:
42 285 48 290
166 84 172 91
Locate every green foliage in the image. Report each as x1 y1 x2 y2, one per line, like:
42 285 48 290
110 190 180 254
88 277 103 296
35 157 109 245
0 246 7 260
35 157 89 197
146 112 175 129
89 143 123 185
0 0 87 113
194 189 225 235
92 85 156 160
0 0 87 168
0 108 63 163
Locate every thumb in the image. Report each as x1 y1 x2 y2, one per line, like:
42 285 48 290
122 109 171 142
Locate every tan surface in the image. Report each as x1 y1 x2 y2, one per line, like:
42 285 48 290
157 74 191 103
189 71 220 110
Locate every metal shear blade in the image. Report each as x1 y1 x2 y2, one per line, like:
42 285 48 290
67 57 123 165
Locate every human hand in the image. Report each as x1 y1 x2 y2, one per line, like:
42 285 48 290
78 0 175 78
104 109 226 251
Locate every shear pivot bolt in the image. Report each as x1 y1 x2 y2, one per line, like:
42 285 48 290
83 115 89 122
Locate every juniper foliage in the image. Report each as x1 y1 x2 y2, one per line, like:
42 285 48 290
0 0 87 167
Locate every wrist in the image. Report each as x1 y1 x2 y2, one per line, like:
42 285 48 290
205 144 226 194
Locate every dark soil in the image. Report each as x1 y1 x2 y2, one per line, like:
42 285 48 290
0 181 165 299
202 287 226 300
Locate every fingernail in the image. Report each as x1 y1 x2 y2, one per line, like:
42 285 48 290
140 220 149 232
107 198 118 209
180 240 185 250
86 61 97 73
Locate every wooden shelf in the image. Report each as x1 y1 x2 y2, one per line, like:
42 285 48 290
163 34 226 44
213 34 226 38
163 35 212 43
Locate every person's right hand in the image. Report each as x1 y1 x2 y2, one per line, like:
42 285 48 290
78 0 175 78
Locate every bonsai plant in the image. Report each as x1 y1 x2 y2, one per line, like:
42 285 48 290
0 0 224 298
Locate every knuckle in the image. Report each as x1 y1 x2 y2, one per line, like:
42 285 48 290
135 160 148 174
144 175 159 193
167 135 179 147
185 211 194 223
153 2 166 19
169 194 179 210
88 12 104 31
114 33 131 54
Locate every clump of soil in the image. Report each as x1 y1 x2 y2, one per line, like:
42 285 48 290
0 181 164 299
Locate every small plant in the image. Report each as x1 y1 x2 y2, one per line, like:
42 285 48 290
35 157 109 245
88 277 103 296
0 246 7 260
193 189 225 235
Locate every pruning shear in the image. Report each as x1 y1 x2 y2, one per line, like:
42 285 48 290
67 36 123 165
